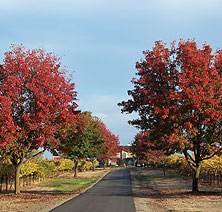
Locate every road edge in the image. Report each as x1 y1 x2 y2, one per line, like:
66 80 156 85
42 170 111 212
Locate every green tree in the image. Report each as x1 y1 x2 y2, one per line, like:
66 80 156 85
58 112 104 176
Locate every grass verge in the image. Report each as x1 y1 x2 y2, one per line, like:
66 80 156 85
40 178 97 193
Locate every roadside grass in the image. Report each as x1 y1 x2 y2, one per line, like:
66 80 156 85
40 178 97 193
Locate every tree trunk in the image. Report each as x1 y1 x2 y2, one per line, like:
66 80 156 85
73 160 78 178
192 163 201 192
162 164 166 176
103 161 106 170
14 163 22 194
92 160 95 171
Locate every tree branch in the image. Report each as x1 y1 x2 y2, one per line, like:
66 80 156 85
184 150 195 163
202 148 222 161
183 150 196 170
23 149 46 163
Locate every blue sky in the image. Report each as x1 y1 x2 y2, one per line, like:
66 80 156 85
1 0 222 157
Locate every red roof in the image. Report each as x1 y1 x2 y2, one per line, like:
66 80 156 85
120 146 132 152
53 156 64 160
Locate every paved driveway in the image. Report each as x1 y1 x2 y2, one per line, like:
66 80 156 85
50 168 136 212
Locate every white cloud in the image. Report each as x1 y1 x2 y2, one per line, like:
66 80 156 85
156 0 220 7
1 0 220 13
79 94 121 113
78 94 139 145
93 112 108 120
0 0 106 14
0 0 22 7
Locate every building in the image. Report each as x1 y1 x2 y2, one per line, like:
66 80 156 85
108 144 135 166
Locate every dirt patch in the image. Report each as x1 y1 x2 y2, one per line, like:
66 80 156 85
0 168 110 212
131 168 222 212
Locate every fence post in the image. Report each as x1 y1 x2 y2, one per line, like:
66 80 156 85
9 177 13 190
217 173 220 186
219 172 222 187
26 176 28 186
6 177 9 191
23 176 25 187
0 177 2 192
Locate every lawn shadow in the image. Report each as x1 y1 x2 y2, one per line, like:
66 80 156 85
131 167 222 200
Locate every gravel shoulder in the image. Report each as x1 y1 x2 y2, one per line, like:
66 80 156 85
0 169 110 212
131 167 222 212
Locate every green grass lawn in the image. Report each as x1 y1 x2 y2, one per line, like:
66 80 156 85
40 178 97 193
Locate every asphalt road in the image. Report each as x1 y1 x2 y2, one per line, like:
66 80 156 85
50 168 136 212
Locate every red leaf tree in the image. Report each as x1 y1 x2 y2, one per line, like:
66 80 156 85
132 131 166 162
0 45 78 194
98 121 120 168
132 131 167 174
119 40 222 191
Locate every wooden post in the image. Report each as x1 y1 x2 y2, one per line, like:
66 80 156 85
219 172 222 187
0 177 2 192
23 176 25 187
6 177 8 191
9 177 13 190
3 177 5 191
207 172 210 183
217 172 219 186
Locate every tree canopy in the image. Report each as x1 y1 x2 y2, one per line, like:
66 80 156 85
119 39 222 191
58 111 120 176
0 45 78 193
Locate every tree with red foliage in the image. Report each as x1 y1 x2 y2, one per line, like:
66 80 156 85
132 131 167 174
132 131 165 161
119 40 222 191
0 45 78 194
98 121 120 168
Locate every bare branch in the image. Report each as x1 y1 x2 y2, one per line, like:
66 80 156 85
202 148 222 161
23 149 46 163
183 150 196 170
